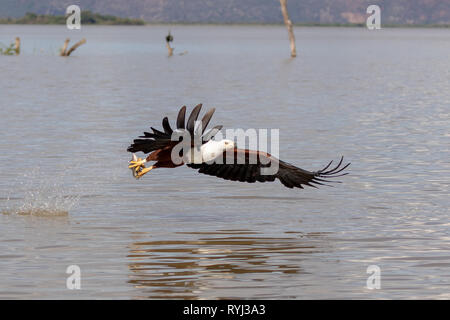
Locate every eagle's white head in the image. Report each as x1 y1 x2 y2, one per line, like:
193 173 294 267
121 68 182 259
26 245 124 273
218 139 235 152
201 139 235 163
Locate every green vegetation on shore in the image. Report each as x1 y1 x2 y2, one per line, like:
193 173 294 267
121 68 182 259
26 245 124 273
0 42 16 55
0 11 145 25
0 12 448 28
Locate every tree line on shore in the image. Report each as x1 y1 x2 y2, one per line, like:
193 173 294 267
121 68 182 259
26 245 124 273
0 11 145 25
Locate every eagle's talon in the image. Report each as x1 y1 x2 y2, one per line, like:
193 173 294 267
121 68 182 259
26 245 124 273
128 157 146 169
135 166 154 179
131 165 143 178
129 155 147 178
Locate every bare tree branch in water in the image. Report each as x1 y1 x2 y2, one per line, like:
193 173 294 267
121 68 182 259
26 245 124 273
279 0 297 57
60 38 86 56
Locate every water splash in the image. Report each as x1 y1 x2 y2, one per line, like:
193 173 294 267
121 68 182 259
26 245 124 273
2 167 80 217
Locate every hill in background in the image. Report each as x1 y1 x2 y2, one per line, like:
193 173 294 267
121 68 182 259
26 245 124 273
1 0 449 25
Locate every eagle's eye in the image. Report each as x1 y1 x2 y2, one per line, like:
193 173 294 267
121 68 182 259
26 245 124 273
224 141 229 145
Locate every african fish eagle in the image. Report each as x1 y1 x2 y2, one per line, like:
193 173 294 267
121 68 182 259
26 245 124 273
127 104 350 189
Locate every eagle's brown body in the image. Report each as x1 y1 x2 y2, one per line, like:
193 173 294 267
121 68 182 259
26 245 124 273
146 146 181 169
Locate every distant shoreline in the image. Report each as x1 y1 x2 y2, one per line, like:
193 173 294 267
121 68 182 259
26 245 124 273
0 12 145 25
146 22 450 28
2 23 449 29
0 12 448 28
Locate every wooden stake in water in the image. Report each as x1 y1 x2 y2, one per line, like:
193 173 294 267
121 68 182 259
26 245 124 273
14 37 20 55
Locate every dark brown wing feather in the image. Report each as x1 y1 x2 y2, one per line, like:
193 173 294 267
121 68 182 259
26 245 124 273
127 104 222 154
202 125 223 142
186 103 202 135
162 117 173 135
187 149 350 189
199 107 215 134
176 106 186 129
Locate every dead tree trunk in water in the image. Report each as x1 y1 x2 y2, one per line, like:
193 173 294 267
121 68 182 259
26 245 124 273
14 37 20 55
60 38 86 56
279 0 297 57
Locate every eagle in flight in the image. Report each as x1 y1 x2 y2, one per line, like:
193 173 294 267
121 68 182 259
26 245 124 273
127 104 349 189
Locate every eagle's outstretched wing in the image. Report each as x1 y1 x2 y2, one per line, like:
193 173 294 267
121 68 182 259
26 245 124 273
187 148 350 189
127 104 222 154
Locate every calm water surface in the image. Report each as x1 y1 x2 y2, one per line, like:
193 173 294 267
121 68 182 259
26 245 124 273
0 25 449 299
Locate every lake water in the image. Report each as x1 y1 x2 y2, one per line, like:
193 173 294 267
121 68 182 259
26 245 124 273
0 25 449 299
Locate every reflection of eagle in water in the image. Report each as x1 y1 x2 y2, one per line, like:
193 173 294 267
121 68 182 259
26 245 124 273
127 104 350 190
166 32 173 43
